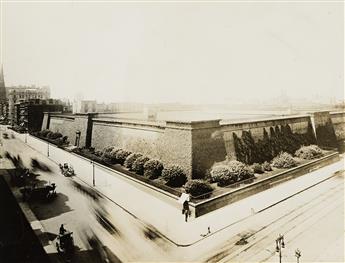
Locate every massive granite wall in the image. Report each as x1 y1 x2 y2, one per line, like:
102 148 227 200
311 111 338 148
43 111 345 179
330 112 345 141
190 116 311 178
48 115 76 145
47 114 91 147
92 118 193 176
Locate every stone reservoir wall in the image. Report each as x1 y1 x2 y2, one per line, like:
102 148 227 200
42 111 345 179
330 111 345 141
191 115 311 177
91 118 193 177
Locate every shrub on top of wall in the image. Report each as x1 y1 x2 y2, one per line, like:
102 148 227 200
101 146 116 162
271 152 298 169
115 149 132 165
124 153 143 170
102 146 115 155
143 159 164 179
251 163 264 174
49 132 63 140
162 165 187 187
94 150 103 157
40 129 50 137
132 156 150 175
262 161 272 171
227 160 254 181
210 165 236 186
108 148 122 163
46 131 54 139
55 137 65 146
184 180 213 198
295 145 323 160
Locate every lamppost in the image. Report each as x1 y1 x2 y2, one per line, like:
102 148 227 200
75 130 81 148
295 248 301 263
275 234 285 263
91 161 95 186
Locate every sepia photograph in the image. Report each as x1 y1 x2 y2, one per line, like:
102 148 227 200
0 0 344 262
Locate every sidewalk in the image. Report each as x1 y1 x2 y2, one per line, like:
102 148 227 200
93 158 344 246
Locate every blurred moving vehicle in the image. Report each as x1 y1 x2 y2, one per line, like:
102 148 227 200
80 227 112 263
59 163 75 177
2 132 8 139
31 158 51 172
20 182 56 201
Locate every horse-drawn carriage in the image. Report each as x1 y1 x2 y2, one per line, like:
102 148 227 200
59 163 75 177
56 230 75 260
20 182 56 201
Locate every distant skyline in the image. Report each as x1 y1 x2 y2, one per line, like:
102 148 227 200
0 2 343 104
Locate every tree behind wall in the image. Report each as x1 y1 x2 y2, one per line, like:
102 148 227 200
232 123 318 164
233 133 246 163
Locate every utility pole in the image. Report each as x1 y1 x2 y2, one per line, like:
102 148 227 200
92 161 95 186
295 248 301 263
275 234 285 263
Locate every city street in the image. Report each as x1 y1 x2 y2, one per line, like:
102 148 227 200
1 128 344 262
0 131 175 262
196 169 344 262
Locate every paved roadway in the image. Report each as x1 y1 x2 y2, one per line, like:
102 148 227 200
0 133 175 262
193 169 344 262
1 128 344 262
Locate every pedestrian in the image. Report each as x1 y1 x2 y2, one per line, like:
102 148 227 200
183 200 190 222
59 224 66 235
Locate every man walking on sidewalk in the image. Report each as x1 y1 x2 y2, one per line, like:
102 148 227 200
182 200 190 222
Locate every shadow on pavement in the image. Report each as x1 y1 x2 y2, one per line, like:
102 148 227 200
29 192 73 220
33 229 59 247
0 169 50 263
47 245 122 263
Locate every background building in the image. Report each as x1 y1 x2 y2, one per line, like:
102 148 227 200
0 66 8 122
7 85 50 125
73 100 96 113
14 99 63 132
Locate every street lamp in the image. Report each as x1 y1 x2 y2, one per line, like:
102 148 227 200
276 234 285 263
75 130 81 148
295 248 301 263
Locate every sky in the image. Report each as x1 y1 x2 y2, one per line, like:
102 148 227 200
0 1 344 104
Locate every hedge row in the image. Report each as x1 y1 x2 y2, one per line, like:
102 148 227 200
100 146 190 188
295 145 323 160
98 146 214 198
210 161 255 187
34 129 69 147
210 144 324 187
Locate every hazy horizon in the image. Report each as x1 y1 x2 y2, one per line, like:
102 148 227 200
1 2 344 104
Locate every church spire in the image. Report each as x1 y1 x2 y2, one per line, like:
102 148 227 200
0 65 6 102
0 65 4 87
